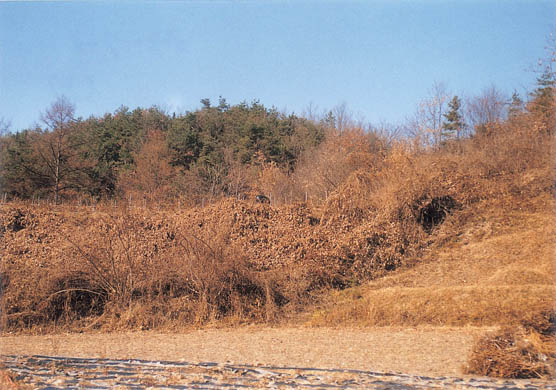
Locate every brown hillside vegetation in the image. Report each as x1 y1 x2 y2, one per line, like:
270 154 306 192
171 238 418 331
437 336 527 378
1 109 555 378
309 195 555 327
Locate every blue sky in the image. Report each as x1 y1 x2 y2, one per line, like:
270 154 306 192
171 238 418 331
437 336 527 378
0 0 554 131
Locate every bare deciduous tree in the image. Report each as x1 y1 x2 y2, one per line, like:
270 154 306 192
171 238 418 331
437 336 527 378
301 102 322 123
465 85 507 135
407 82 450 148
332 102 354 133
118 129 178 203
36 96 82 204
0 117 11 136
294 127 385 202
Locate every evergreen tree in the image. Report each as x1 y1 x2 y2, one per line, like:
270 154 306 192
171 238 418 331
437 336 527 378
508 91 524 118
528 67 555 122
3 130 46 197
442 96 464 140
1 98 326 202
167 113 203 169
322 111 336 129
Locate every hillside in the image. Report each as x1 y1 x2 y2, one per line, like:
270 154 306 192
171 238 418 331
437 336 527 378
309 194 555 327
1 105 555 378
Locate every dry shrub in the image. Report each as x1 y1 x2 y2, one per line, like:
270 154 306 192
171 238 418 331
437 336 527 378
1 110 555 333
173 199 346 295
310 112 554 285
313 141 464 282
0 209 139 329
222 148 258 200
461 115 554 201
293 127 387 203
465 313 556 379
253 156 292 206
168 229 283 324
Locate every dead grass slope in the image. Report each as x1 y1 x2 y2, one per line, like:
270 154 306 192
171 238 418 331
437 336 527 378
309 194 555 327
0 193 428 332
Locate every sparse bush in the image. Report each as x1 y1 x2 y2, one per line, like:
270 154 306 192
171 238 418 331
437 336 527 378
169 229 284 324
293 127 388 204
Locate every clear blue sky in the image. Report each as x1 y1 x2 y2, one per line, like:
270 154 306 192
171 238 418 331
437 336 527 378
1 0 554 132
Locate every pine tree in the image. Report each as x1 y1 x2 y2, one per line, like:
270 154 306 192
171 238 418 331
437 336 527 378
528 67 555 118
508 91 524 118
442 96 464 141
526 66 556 134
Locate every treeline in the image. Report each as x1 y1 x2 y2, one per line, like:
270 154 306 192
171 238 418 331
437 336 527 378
0 98 326 204
0 67 554 206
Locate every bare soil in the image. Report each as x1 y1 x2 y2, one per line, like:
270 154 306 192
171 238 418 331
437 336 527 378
0 326 492 377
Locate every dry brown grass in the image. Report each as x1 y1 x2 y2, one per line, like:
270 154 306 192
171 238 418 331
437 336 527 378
310 285 555 327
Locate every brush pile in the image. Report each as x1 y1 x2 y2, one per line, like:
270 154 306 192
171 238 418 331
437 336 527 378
465 311 556 379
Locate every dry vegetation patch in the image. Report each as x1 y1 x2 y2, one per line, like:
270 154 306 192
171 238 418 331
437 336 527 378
0 367 27 390
310 285 555 327
465 315 556 379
